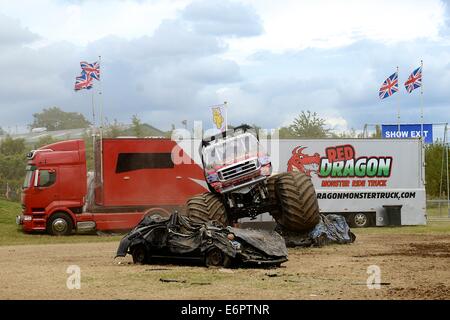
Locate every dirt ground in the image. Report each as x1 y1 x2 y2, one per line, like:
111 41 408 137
0 232 449 300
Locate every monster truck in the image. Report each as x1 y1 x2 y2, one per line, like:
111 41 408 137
186 125 320 233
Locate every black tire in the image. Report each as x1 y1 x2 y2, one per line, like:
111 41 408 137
275 172 320 232
46 212 74 236
205 248 225 267
266 174 282 221
131 244 149 264
186 192 228 226
350 213 371 228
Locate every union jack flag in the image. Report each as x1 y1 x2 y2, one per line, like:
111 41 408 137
379 72 398 99
80 61 100 81
74 71 93 91
404 66 422 93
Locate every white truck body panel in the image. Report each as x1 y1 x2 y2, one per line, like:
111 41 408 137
255 138 426 226
177 137 426 226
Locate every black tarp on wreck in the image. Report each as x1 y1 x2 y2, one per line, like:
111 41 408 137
116 212 288 267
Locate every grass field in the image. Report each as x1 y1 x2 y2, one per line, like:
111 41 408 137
427 205 450 217
1 198 449 300
0 199 121 246
1 198 449 246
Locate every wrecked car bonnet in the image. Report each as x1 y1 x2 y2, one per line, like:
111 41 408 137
227 227 288 257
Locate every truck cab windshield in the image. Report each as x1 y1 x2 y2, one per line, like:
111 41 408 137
203 133 260 168
23 165 36 189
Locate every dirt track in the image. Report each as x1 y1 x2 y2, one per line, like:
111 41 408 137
0 233 449 300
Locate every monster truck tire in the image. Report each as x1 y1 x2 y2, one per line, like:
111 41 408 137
266 174 282 221
275 172 320 232
186 192 228 226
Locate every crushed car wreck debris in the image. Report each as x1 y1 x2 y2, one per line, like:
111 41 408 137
277 214 356 248
116 211 288 268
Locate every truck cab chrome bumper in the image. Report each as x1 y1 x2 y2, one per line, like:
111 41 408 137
221 175 267 194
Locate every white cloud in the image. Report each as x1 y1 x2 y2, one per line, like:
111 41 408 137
326 117 348 132
0 0 449 133
0 0 190 46
183 0 263 37
0 13 39 46
224 0 446 62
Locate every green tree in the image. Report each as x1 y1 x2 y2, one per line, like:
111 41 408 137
0 127 4 135
109 119 123 138
103 118 124 138
371 125 382 138
131 114 143 137
0 136 27 201
283 110 331 138
29 107 91 131
0 154 25 180
0 136 25 156
278 126 297 139
34 135 57 149
425 143 449 198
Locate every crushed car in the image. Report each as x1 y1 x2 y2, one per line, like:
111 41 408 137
277 214 356 248
116 211 288 268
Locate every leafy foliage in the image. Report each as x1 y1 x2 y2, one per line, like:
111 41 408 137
0 136 25 156
0 136 26 201
34 135 57 149
29 107 91 131
278 110 331 138
425 143 449 198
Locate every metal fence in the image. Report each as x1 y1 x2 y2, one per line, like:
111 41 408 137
0 182 22 202
1 181 449 222
427 199 450 221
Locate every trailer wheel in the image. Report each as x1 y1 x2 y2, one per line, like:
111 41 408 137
350 213 371 228
275 172 320 232
186 193 228 226
131 244 149 264
266 174 282 220
46 212 73 236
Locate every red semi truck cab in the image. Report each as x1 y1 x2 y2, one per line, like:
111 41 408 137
18 138 207 235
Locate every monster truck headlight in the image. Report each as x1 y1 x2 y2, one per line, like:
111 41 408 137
206 172 219 183
260 164 272 176
258 156 270 166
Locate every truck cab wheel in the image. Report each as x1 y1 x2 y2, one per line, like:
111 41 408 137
46 213 74 236
131 244 149 264
351 213 371 228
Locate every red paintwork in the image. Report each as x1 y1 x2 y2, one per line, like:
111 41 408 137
21 140 87 232
287 146 321 177
100 138 205 206
205 151 271 193
20 138 207 233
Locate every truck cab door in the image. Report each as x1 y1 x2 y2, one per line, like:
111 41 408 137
34 169 59 201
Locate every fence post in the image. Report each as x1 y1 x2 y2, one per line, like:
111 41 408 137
5 182 10 200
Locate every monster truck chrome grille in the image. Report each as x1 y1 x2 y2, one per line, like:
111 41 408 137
218 159 259 181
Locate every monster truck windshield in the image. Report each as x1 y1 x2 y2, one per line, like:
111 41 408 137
203 133 260 168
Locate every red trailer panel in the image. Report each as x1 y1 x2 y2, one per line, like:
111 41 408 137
98 138 206 207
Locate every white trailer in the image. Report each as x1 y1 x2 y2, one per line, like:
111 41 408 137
177 136 426 227
249 138 426 227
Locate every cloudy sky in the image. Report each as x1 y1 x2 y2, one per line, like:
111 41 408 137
1 0 449 134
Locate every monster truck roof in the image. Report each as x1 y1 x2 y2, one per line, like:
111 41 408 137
201 124 255 147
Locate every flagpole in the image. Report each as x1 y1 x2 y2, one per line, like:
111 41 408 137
397 66 400 135
98 55 104 184
420 60 424 141
224 101 228 131
91 89 96 166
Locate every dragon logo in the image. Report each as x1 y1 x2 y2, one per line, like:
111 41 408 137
287 146 321 176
